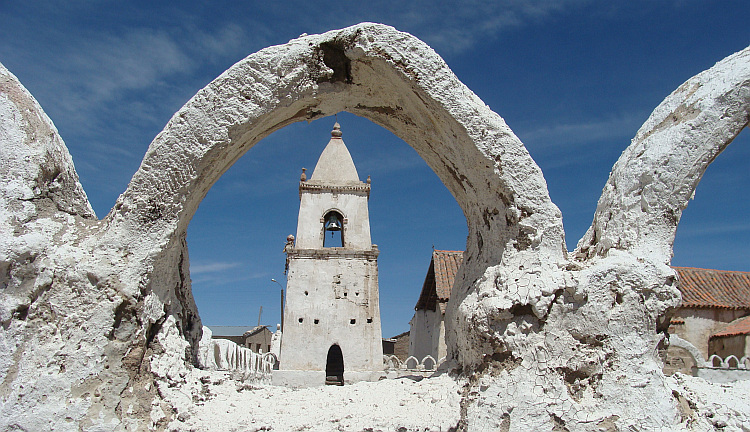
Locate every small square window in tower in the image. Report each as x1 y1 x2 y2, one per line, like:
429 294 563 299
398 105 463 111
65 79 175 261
279 122 384 385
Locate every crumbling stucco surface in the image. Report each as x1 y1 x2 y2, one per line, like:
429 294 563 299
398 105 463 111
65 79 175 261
0 23 748 431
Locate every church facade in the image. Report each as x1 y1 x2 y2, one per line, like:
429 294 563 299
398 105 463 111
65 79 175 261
275 123 383 386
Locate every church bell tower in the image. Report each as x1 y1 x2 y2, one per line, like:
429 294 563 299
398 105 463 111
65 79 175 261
278 122 383 385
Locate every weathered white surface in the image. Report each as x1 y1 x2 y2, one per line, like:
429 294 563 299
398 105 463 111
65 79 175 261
309 123 361 183
458 47 749 431
668 374 750 430
282 256 383 371
576 47 750 262
0 22 748 431
166 371 463 431
196 326 273 381
694 366 750 383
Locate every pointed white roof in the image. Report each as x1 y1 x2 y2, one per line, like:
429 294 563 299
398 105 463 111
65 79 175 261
310 122 360 183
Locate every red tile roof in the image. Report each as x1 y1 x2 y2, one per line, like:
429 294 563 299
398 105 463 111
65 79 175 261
415 250 463 313
672 267 750 310
434 250 463 301
711 315 750 338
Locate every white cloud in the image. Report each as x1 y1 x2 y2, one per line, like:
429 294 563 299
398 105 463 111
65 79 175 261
369 0 591 55
519 113 644 149
190 270 274 290
190 261 241 275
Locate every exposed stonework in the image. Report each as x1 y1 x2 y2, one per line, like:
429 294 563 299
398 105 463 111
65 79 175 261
0 23 748 431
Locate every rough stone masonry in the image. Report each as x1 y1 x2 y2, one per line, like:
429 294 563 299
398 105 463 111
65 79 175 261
0 23 748 431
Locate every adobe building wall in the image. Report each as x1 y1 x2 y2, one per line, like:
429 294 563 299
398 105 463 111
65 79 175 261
246 329 273 353
709 335 749 360
672 308 748 359
408 309 445 361
392 332 410 362
281 254 382 372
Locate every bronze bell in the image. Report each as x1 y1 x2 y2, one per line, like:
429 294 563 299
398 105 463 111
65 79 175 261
325 213 342 232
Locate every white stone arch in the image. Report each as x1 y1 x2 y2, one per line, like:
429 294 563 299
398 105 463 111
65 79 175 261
725 355 740 368
575 47 750 262
421 355 437 370
383 354 402 369
667 334 707 368
101 23 566 365
321 207 346 222
405 356 419 370
709 354 724 368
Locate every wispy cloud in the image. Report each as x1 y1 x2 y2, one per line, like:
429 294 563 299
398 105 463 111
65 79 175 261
518 113 644 150
190 270 273 289
20 24 250 129
265 0 592 56
190 261 241 275
372 0 591 55
0 19 262 214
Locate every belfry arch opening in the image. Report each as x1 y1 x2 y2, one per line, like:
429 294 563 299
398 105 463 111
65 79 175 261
323 210 345 247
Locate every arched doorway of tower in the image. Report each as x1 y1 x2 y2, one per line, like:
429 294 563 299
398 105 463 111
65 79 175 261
325 344 345 386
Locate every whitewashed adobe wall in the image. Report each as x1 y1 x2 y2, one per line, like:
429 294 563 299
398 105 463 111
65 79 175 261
281 257 382 373
408 308 445 361
0 23 749 430
672 308 748 359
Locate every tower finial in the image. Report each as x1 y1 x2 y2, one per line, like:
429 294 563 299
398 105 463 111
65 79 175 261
331 122 342 138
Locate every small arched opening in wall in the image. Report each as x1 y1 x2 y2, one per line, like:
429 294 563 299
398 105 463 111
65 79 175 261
325 344 345 385
322 209 345 248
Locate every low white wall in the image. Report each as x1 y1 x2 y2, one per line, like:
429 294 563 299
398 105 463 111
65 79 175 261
694 367 750 383
198 326 275 381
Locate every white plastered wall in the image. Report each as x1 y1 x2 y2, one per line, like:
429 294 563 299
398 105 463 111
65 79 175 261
281 256 382 372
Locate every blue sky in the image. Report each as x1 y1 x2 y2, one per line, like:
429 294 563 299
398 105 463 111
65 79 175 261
1 1 748 337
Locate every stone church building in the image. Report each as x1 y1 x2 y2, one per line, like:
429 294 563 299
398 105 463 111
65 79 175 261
275 123 383 386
